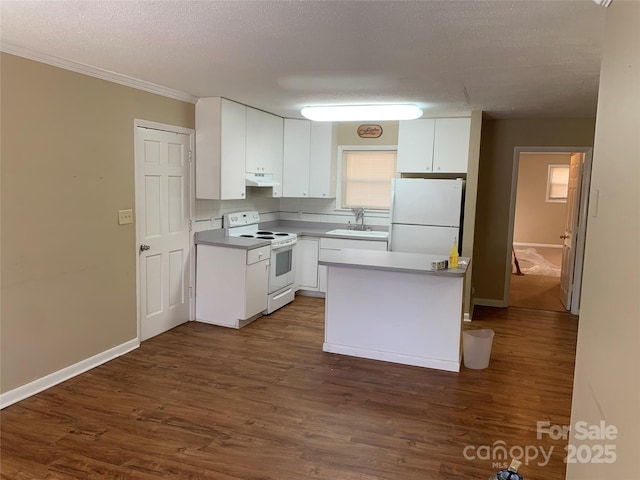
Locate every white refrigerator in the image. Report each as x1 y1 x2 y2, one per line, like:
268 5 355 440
389 178 464 255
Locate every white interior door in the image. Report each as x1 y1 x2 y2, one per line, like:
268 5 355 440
560 153 583 309
136 126 191 340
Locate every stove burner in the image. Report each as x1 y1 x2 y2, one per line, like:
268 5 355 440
239 234 255 238
256 235 275 240
274 232 290 236
256 231 274 235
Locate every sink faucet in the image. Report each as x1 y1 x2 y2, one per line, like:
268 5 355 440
351 207 366 231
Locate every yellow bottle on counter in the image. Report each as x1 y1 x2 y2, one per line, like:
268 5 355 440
449 237 459 268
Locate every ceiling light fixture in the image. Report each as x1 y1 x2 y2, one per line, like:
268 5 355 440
300 104 423 122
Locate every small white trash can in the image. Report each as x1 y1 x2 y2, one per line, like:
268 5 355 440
463 329 495 369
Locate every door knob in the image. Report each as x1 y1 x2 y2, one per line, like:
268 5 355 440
140 244 151 252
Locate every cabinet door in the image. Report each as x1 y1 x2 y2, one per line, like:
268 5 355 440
246 108 284 174
296 238 319 289
433 117 471 173
245 259 269 319
396 119 435 173
196 97 246 200
283 119 311 198
309 122 335 198
318 265 327 294
220 99 247 200
320 237 388 251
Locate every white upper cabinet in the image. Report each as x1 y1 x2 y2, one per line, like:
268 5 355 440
433 117 471 173
283 119 311 197
246 108 284 197
309 122 335 198
396 119 435 173
196 97 247 200
396 117 471 174
282 120 335 198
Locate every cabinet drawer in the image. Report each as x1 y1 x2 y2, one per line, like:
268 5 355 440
320 237 387 251
247 245 271 265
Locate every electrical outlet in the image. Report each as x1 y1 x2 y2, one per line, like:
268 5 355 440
118 209 134 225
297 211 303 220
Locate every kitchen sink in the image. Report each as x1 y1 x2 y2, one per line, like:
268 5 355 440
326 229 389 239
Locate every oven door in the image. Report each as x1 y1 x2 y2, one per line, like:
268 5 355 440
269 243 295 293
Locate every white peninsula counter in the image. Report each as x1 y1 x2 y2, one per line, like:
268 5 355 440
318 249 470 372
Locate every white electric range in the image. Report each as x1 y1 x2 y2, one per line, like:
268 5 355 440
224 211 297 313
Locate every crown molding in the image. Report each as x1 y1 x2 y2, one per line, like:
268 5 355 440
1 42 198 104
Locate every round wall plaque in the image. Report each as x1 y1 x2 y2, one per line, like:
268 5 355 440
357 124 383 138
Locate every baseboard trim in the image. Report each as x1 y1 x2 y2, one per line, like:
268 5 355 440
295 290 326 299
323 342 460 372
463 303 475 322
513 242 563 249
0 338 139 409
474 298 508 308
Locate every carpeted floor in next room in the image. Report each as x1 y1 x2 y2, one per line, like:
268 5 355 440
510 247 567 312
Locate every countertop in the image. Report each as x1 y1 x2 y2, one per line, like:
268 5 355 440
318 249 470 277
195 229 271 249
195 221 390 249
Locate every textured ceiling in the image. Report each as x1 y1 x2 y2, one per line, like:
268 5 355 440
0 0 606 119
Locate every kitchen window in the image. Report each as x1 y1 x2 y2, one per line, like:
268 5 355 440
546 164 570 202
337 146 397 210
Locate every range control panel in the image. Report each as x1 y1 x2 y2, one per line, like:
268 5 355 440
225 210 260 228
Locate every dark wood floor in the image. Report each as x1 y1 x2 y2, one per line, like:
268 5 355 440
1 296 579 480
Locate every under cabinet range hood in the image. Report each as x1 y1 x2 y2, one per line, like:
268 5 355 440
245 173 280 187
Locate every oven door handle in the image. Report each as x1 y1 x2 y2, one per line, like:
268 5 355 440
271 241 296 251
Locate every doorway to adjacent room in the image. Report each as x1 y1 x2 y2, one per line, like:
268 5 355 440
506 148 592 314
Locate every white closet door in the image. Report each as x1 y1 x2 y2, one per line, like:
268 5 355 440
136 127 191 341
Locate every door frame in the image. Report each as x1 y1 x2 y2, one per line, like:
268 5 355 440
133 119 196 340
505 146 593 315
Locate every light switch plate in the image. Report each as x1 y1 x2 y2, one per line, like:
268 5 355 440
118 209 134 225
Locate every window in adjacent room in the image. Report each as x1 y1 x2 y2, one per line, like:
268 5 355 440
338 146 397 210
546 164 570 202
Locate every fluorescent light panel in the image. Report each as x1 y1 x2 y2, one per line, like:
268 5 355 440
301 104 423 122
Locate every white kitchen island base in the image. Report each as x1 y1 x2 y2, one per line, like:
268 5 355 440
320 250 469 372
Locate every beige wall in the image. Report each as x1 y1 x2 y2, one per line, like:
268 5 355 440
462 111 482 316
0 53 195 394
473 118 595 303
568 2 639 478
514 153 570 245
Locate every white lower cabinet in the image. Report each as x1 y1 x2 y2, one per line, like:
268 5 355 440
196 244 270 328
296 236 388 295
319 237 389 251
296 238 320 290
318 238 388 293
